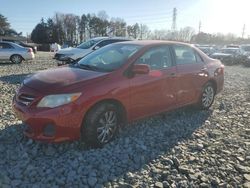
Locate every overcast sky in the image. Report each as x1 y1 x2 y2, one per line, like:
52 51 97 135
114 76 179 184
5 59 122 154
1 0 249 37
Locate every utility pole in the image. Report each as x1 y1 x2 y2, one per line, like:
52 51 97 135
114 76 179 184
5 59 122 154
199 21 202 33
171 7 177 40
171 7 177 31
140 23 143 39
242 24 246 38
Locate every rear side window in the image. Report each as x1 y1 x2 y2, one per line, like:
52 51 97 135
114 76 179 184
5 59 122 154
96 39 116 48
195 51 204 63
0 43 13 49
173 45 198 65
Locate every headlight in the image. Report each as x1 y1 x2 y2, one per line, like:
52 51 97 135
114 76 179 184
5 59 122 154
59 54 74 60
37 93 81 108
62 54 74 57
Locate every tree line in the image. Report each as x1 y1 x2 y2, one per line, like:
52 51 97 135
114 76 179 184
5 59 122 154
30 11 199 45
0 14 22 36
30 11 151 45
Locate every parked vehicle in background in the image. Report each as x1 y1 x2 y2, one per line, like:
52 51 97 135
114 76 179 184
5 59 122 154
226 44 241 49
13 40 224 147
240 45 250 67
240 44 250 55
197 45 216 56
50 43 61 52
210 47 244 65
0 41 34 64
3 39 37 53
53 37 131 66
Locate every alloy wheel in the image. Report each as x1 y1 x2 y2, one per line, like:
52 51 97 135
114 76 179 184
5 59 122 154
12 55 22 64
97 110 117 144
202 85 214 108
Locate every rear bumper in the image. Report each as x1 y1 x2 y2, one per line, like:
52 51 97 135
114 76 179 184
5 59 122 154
215 74 224 94
23 53 35 60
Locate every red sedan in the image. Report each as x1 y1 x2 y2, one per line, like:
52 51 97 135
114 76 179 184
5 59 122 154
13 41 224 146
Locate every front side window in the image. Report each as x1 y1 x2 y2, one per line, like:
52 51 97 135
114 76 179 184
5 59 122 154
77 44 142 72
135 46 173 70
173 45 197 65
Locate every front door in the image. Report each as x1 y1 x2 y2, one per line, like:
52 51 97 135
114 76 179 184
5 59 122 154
128 45 177 120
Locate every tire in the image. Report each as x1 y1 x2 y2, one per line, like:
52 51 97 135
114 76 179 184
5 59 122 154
10 55 23 64
82 103 120 147
199 82 215 110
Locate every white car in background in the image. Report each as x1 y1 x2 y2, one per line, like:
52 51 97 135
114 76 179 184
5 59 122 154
53 37 130 65
0 41 35 64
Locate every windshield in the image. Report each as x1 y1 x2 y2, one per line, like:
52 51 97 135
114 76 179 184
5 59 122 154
77 38 104 49
77 43 142 72
241 46 250 52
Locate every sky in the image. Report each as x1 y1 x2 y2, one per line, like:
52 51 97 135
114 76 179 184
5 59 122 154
0 0 250 37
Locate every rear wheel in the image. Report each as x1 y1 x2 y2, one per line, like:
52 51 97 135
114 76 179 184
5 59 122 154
82 103 119 147
10 55 23 64
199 82 215 109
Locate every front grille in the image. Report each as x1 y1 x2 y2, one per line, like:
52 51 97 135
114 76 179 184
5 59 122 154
17 93 36 106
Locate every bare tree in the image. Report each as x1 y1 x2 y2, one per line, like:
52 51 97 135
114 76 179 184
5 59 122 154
176 27 195 42
109 18 126 37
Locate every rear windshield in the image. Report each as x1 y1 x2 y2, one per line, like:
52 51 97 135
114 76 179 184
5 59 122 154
77 38 104 49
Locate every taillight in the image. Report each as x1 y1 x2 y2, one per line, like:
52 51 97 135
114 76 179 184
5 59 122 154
27 48 33 53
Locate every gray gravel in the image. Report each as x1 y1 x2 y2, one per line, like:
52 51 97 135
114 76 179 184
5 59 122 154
0 52 250 187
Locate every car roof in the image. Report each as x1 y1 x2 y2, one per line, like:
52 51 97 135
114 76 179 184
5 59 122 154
0 41 24 48
0 41 14 44
114 40 194 47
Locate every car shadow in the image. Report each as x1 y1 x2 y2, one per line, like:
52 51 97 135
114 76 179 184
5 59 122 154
0 61 13 66
0 73 30 85
0 107 212 186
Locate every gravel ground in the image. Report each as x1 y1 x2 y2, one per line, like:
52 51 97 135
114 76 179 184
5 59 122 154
0 52 250 188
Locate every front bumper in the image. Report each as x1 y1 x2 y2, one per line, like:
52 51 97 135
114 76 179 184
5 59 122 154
23 52 35 60
53 53 74 62
12 88 83 142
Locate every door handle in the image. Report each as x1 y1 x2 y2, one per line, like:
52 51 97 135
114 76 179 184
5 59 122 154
169 72 176 77
201 67 207 71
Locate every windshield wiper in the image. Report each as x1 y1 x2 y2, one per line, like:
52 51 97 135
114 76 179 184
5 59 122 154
77 64 99 70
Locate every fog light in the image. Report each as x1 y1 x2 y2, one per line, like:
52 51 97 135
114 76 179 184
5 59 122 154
43 124 55 137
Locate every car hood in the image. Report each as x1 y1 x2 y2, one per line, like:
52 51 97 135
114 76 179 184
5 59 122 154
23 67 108 93
57 47 86 54
57 47 92 60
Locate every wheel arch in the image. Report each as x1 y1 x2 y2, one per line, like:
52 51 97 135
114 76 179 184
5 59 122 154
207 79 217 94
10 54 24 61
81 98 128 128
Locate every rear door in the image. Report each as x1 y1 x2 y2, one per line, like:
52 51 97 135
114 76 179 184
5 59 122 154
171 44 208 106
129 45 177 120
0 43 15 60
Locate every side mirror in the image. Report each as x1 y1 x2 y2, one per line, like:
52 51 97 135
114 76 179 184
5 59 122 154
132 64 150 74
93 46 100 50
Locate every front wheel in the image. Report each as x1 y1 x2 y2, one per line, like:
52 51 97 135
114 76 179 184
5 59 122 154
10 55 23 64
199 82 215 110
82 103 119 147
